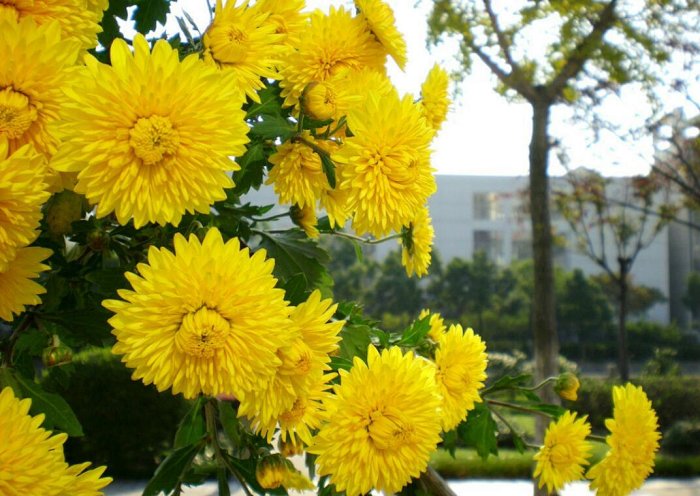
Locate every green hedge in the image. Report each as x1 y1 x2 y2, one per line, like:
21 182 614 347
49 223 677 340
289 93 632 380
43 347 189 478
569 377 700 432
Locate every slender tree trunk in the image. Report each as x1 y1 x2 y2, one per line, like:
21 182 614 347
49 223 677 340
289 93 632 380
617 260 630 381
529 97 559 496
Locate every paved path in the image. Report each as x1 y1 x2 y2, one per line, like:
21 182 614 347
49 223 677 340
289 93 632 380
106 478 700 495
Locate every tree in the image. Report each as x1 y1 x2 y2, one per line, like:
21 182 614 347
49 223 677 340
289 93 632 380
683 271 700 329
554 170 670 380
427 2 698 454
558 269 613 360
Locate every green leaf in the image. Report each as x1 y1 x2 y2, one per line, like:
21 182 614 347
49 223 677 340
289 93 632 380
338 324 371 362
397 316 431 346
482 373 532 395
249 115 295 141
133 0 170 34
246 84 283 118
282 273 310 306
320 154 336 188
441 429 458 458
14 373 83 436
84 268 128 297
37 308 112 346
523 402 567 418
0 368 21 394
174 398 206 449
460 403 498 460
329 356 353 372
256 229 330 287
96 0 133 53
142 443 201 496
218 402 241 447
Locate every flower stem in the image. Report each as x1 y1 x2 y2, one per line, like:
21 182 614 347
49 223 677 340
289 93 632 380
205 400 254 496
330 231 402 245
486 399 554 418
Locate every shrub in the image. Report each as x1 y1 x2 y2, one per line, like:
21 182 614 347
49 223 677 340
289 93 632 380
662 421 700 455
43 347 189 478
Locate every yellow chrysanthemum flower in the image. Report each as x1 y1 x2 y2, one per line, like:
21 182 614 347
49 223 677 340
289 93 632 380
355 0 407 69
434 324 488 431
267 133 337 209
310 346 442 496
279 7 386 110
0 0 106 49
587 384 660 496
318 179 352 229
52 35 249 228
0 142 50 271
240 290 342 441
0 18 79 159
278 372 334 445
401 206 435 277
335 89 436 237
418 309 446 341
291 204 320 239
421 64 451 132
302 78 359 123
0 387 111 495
104 228 294 399
534 411 592 493
555 372 581 402
0 246 52 322
256 0 307 50
203 0 284 102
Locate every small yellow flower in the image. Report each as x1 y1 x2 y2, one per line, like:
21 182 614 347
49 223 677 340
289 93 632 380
105 228 294 399
434 324 488 431
280 6 386 110
278 436 305 457
555 372 580 401
587 384 660 496
335 89 436 237
534 411 592 493
421 64 451 132
355 0 407 69
0 387 111 495
303 81 340 122
400 206 435 277
310 346 442 496
203 0 285 102
52 35 249 228
256 0 307 50
0 246 52 322
418 309 446 341
291 204 320 239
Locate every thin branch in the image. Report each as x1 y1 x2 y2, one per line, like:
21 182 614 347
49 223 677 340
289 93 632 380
329 231 402 245
548 0 619 98
482 0 518 71
466 39 536 101
486 399 554 418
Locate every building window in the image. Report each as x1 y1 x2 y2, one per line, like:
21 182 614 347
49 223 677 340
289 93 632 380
474 230 504 262
512 238 532 260
473 192 504 220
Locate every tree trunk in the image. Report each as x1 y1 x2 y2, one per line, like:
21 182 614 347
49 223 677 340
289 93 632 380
529 97 559 496
617 260 630 381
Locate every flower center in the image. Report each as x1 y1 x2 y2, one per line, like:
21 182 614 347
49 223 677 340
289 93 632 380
129 115 179 165
0 88 37 140
277 340 313 376
280 398 307 425
367 408 411 450
175 307 231 358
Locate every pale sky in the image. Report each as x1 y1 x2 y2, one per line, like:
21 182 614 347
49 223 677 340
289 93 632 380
136 0 696 177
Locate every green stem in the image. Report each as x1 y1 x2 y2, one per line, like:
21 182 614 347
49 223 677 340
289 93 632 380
293 135 329 157
486 399 554 418
587 434 608 443
330 231 402 245
205 401 254 496
252 211 291 223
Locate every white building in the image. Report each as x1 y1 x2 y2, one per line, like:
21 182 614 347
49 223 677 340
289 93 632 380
245 174 678 324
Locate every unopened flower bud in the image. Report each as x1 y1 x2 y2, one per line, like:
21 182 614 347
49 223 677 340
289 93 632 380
554 372 580 401
256 454 287 489
303 81 337 121
278 436 305 458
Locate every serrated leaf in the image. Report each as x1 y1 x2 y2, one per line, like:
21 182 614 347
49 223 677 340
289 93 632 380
142 443 201 496
460 403 498 460
249 115 295 140
512 431 526 454
231 142 267 196
37 308 112 346
329 356 353 372
133 0 170 34
397 315 431 346
256 229 330 287
320 154 336 188
14 373 84 436
96 0 133 51
338 324 371 362
482 373 532 395
246 84 283 118
174 398 206 448
282 273 310 305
